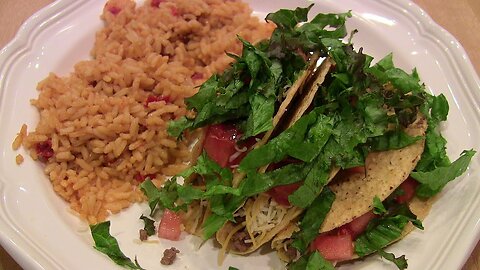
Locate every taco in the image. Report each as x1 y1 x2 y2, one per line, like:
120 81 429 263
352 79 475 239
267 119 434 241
265 39 475 270
272 113 429 263
214 55 337 258
152 5 351 241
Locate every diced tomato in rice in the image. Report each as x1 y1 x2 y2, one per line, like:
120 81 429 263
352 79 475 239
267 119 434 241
191 72 204 81
145 95 171 107
35 139 54 161
134 172 156 183
150 0 165 8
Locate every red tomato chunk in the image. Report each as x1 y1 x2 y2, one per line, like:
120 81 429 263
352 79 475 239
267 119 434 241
203 124 242 168
134 172 156 183
150 0 165 8
395 177 419 204
311 234 354 262
170 7 180 17
158 210 182 241
309 176 417 262
35 139 54 161
145 95 171 107
311 211 376 262
191 72 204 81
338 211 377 239
108 6 121 15
267 183 301 207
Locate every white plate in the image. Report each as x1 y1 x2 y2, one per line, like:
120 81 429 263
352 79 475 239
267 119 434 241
0 0 479 269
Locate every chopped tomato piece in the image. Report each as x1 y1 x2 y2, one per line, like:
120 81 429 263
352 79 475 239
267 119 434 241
35 139 54 161
150 0 164 8
108 6 121 15
170 7 180 17
346 166 365 174
158 209 182 241
191 72 204 81
267 183 302 206
335 226 352 237
134 172 156 183
344 211 376 239
311 234 354 262
395 177 419 204
203 124 241 168
145 95 171 107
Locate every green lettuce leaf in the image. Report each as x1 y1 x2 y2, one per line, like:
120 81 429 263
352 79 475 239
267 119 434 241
140 153 240 214
90 221 145 270
366 54 422 95
415 94 451 172
139 215 155 236
354 203 423 270
202 193 246 239
291 188 335 253
265 5 311 30
413 149 476 198
366 130 423 152
239 110 330 172
287 251 335 270
288 160 330 208
378 250 408 270
241 163 311 197
202 214 228 240
354 215 408 262
372 196 387 215
243 94 275 138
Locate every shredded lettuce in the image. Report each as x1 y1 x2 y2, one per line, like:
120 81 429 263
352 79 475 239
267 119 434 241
413 149 476 198
415 94 451 172
267 5 351 53
287 251 335 270
154 7 475 266
139 215 155 236
354 204 423 270
140 153 241 217
372 196 387 215
90 221 145 270
241 163 311 197
168 6 350 139
288 159 330 208
202 214 229 240
366 130 423 152
239 110 332 172
291 188 335 253
412 93 475 198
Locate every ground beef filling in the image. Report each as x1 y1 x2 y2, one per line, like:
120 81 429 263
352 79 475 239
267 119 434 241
285 245 298 261
161 247 180 265
139 229 148 241
230 231 252 252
